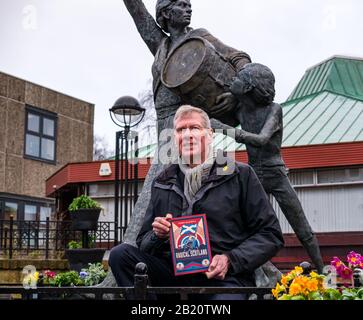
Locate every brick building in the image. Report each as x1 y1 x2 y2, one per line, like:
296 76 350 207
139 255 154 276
0 71 94 222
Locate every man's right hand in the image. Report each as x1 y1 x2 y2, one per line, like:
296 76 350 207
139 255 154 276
152 214 173 239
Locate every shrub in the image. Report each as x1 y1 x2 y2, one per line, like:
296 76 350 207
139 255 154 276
68 195 101 212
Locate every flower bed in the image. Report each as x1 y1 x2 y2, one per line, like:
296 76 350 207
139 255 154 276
23 263 107 288
272 251 363 300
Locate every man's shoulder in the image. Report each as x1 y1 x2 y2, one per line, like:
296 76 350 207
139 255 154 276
189 27 212 38
154 164 179 184
235 161 253 175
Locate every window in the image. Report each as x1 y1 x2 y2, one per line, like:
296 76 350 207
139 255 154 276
318 167 363 184
0 197 54 221
289 170 314 186
4 202 18 220
24 205 37 221
24 106 57 163
88 184 114 197
40 207 51 221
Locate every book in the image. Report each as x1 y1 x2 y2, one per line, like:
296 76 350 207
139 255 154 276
169 214 212 276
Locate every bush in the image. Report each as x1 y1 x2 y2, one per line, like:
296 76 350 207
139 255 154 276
38 263 107 287
67 240 82 249
54 271 84 287
80 263 107 286
68 195 101 212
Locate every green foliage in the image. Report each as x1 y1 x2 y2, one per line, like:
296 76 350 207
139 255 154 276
88 234 96 248
341 288 363 300
323 288 342 300
54 271 84 287
80 263 107 286
68 195 101 212
67 234 96 249
308 291 324 300
276 287 363 301
67 240 82 249
38 264 107 288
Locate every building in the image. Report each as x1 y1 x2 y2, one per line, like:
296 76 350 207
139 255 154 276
0 71 94 223
45 56 363 268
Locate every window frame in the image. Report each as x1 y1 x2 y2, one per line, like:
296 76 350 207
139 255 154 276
0 195 54 221
24 105 58 165
289 166 363 189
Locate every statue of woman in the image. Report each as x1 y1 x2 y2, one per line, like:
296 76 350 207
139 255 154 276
122 0 251 244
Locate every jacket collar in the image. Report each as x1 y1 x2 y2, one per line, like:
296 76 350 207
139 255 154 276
155 150 238 187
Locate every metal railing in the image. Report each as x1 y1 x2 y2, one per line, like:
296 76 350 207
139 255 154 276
0 263 273 300
0 217 116 259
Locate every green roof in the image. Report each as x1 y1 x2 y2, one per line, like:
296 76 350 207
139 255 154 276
282 56 363 146
287 56 363 103
125 56 363 158
282 92 363 146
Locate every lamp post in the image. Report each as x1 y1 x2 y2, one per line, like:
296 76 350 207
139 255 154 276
110 96 145 245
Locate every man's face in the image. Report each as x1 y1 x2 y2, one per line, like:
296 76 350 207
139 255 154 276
167 0 192 29
174 112 212 165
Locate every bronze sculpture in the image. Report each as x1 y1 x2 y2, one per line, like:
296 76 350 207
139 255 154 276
211 63 324 273
122 0 251 244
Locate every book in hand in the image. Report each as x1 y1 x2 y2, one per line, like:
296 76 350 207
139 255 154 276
169 214 212 276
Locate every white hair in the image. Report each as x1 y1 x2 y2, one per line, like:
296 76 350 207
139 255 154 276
173 105 211 129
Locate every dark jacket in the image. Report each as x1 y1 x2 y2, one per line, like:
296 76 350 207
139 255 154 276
136 156 284 277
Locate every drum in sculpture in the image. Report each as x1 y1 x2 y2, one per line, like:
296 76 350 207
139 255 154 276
161 37 239 127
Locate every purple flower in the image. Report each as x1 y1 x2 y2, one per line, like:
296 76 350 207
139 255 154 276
338 266 353 279
331 257 345 270
347 251 362 268
44 270 56 279
79 271 88 279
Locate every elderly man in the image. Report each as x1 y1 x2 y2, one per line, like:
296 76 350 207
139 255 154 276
109 105 284 300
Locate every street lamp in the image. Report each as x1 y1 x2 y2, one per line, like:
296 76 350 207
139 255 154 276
110 96 145 245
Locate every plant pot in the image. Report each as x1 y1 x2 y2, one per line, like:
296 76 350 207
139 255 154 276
70 208 101 231
65 248 106 272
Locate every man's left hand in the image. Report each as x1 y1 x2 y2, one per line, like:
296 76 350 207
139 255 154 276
205 254 230 280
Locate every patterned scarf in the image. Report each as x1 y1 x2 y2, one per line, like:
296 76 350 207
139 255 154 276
178 148 215 210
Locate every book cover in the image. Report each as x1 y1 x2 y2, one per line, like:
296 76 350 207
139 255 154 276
169 214 212 276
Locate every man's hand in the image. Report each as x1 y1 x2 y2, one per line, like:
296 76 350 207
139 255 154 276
152 213 173 239
209 93 237 117
205 254 230 280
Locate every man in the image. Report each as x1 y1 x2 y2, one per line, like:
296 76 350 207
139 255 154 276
210 63 324 273
109 105 284 300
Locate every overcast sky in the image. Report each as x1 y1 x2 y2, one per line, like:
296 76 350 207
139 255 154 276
1 0 362 150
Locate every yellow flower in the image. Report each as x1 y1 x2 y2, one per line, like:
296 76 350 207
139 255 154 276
310 271 318 278
272 288 278 299
294 275 308 287
34 272 39 281
272 283 286 299
306 279 318 292
281 276 289 286
289 282 303 296
294 266 304 275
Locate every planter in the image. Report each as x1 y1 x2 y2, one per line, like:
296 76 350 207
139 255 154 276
65 248 106 272
70 208 101 231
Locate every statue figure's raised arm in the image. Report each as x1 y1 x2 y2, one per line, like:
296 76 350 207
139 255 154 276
123 0 166 56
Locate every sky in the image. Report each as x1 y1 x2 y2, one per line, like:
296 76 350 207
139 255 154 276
1 0 362 151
